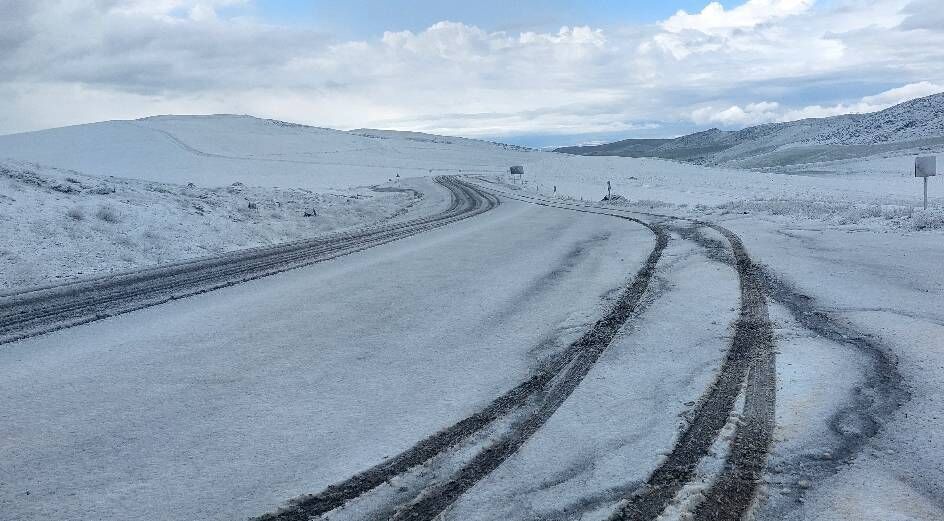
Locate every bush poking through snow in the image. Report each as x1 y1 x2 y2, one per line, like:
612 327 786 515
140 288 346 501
880 205 913 220
635 199 675 209
716 198 943 230
95 205 120 223
913 208 944 230
66 207 85 221
52 183 77 193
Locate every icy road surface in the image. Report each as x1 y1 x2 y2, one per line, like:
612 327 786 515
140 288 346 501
2 178 937 521
2 179 657 519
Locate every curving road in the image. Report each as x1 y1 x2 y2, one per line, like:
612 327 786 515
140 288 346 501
0 177 890 521
0 176 496 345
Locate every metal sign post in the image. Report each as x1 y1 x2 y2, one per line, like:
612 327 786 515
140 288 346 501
916 156 937 210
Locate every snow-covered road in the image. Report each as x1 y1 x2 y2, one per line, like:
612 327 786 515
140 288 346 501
2 177 936 521
2 179 661 520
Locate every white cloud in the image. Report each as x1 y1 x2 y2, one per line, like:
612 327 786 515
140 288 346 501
692 101 781 126
0 0 943 139
661 0 814 35
899 0 944 30
692 82 944 128
781 81 944 120
860 81 943 107
652 0 817 59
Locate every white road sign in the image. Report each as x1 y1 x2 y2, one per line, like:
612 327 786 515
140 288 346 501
916 156 936 177
915 156 936 209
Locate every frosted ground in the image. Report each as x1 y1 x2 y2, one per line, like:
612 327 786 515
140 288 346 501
0 160 419 290
1 114 942 520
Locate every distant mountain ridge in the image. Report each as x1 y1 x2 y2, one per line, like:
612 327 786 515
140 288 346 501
556 92 944 168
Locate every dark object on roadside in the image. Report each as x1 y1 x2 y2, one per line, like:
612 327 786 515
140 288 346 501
509 165 525 184
51 183 77 193
303 209 317 217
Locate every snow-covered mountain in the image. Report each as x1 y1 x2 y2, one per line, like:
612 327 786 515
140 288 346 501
0 115 538 190
557 92 944 168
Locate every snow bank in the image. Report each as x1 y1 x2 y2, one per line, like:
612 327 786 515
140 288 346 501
0 160 417 290
713 199 944 230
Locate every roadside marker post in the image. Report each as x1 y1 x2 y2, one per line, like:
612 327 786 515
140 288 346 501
916 156 937 210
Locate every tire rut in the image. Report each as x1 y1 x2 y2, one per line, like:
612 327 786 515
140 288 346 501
389 222 668 521
467 183 777 521
255 184 668 521
688 225 776 521
0 177 497 345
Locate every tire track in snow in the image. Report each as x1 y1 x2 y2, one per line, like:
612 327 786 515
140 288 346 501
466 183 777 521
686 225 776 521
434 180 902 521
0 177 496 345
661 224 905 520
390 219 667 521
255 183 668 521
747 266 908 518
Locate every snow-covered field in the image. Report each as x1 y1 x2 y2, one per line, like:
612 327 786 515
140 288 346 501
0 159 424 291
513 150 944 231
3 113 939 241
0 115 534 190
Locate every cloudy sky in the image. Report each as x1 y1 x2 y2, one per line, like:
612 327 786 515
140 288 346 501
1 0 942 146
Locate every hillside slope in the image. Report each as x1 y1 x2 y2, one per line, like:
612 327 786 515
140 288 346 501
0 115 539 190
557 92 944 168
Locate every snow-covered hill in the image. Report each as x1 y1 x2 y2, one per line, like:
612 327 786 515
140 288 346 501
557 92 944 168
0 115 539 190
